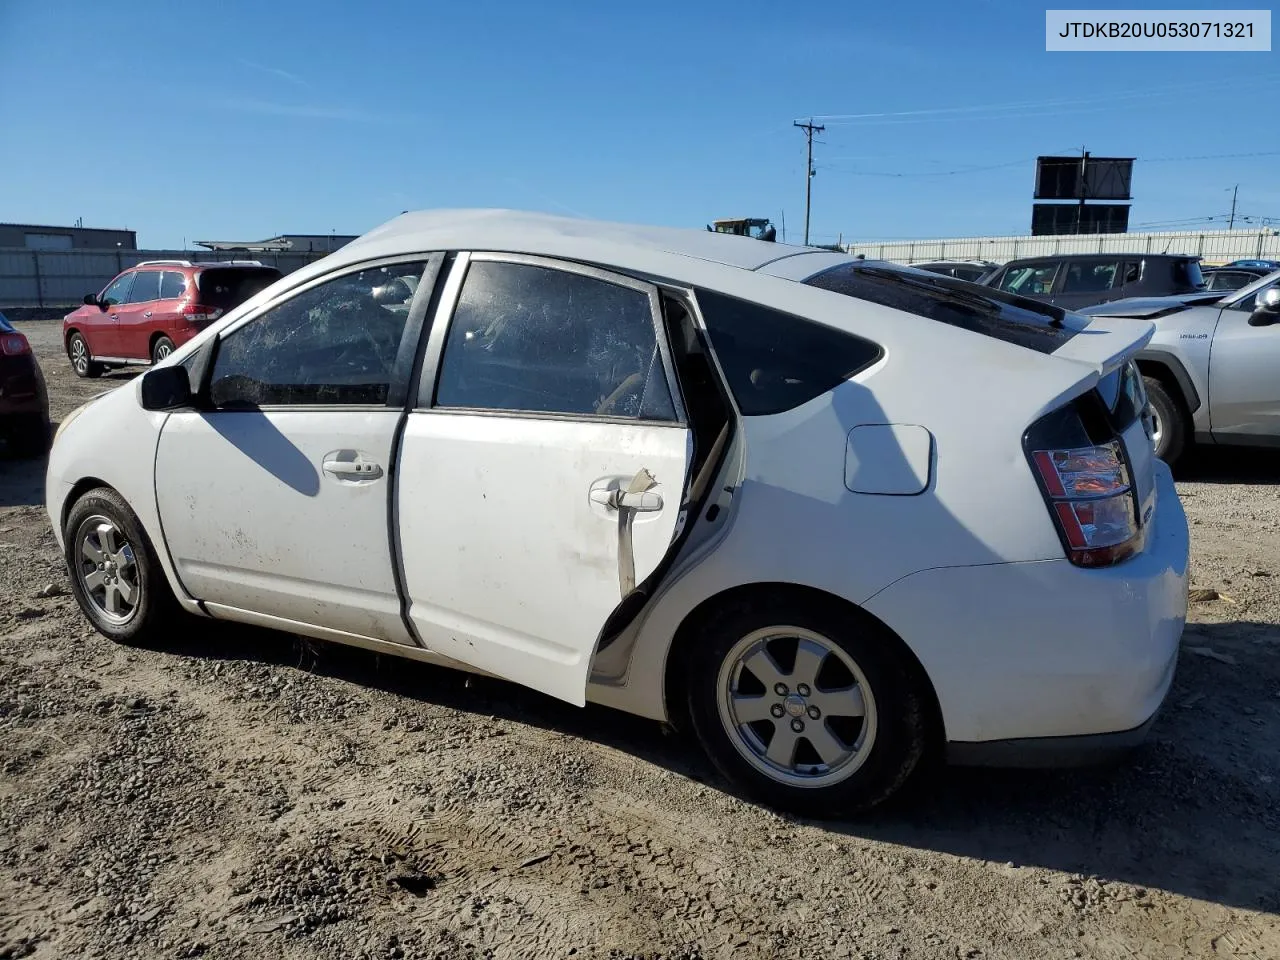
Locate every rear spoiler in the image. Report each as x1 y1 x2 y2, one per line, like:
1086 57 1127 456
1030 315 1155 419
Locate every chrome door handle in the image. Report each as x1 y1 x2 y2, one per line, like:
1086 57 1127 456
143 311 153 318
322 458 382 480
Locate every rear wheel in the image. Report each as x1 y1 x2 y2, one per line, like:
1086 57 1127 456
64 488 177 646
686 595 928 816
68 333 103 378
1143 376 1186 465
151 336 176 364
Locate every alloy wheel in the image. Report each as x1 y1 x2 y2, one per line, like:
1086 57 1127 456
716 626 878 788
70 337 89 375
74 515 141 624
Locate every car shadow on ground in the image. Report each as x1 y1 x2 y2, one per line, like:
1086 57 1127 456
0 452 48 507
157 615 1279 915
1175 445 1280 484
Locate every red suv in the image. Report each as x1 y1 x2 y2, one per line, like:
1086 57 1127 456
62 260 283 378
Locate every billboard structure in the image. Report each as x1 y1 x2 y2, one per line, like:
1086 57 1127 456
1032 154 1134 235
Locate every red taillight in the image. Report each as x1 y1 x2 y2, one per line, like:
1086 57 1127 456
182 303 223 324
0 332 31 356
1032 440 1141 568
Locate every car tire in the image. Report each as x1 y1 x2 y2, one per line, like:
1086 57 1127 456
151 336 176 364
68 333 103 379
5 415 50 459
1143 376 1186 465
686 595 928 816
64 487 178 646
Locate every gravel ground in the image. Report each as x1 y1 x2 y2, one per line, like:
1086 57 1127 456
2 319 1278 960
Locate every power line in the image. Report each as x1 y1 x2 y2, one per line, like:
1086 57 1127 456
827 149 1280 178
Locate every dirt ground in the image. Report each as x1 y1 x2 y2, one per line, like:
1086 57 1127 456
2 319 1278 960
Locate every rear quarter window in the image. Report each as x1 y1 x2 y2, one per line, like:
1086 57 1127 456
695 288 882 416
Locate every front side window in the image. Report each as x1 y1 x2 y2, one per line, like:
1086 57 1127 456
99 273 134 306
160 271 187 299
127 271 161 303
998 264 1059 296
208 262 426 408
1060 260 1119 294
433 259 676 420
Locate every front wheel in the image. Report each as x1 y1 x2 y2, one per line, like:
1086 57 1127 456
64 487 177 645
686 596 928 816
1143 376 1186 465
68 333 103 378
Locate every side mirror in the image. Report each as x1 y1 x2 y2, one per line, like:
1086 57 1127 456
1248 287 1280 327
140 364 194 411
82 293 97 306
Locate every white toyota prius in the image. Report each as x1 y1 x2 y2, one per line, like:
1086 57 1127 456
47 210 1189 814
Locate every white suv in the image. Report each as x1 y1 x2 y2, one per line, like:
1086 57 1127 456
46 210 1190 814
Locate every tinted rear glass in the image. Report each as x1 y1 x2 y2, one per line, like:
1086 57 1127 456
1176 259 1204 290
803 262 1077 354
196 267 283 310
696 288 882 416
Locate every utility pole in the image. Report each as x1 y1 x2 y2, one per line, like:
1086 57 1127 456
1076 146 1089 235
1228 184 1239 230
794 118 825 246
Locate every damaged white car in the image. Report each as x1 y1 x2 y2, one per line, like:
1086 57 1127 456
47 210 1189 814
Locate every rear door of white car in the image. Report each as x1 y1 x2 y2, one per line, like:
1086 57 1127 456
154 256 442 644
396 253 692 705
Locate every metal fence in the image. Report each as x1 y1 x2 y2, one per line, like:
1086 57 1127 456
844 229 1280 266
0 247 332 308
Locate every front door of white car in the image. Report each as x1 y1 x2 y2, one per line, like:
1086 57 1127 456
1209 282 1280 440
396 254 692 705
154 259 437 645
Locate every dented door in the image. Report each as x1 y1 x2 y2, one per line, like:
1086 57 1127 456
395 253 692 705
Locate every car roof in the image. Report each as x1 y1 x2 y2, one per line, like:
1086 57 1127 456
331 209 833 277
1000 252 1195 266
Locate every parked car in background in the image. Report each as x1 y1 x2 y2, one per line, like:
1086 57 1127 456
47 210 1188 815
910 259 1000 283
983 253 1205 310
1081 269 1280 463
1225 258 1280 271
1202 264 1274 292
0 310 50 457
62 260 283 378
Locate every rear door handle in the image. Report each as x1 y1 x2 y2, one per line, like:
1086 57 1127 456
588 488 663 512
143 311 153 318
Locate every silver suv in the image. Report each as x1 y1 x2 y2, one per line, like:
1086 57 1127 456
1080 270 1280 463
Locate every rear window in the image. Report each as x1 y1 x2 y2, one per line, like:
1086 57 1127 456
696 288 882 416
803 262 1077 354
1175 259 1205 291
195 267 282 310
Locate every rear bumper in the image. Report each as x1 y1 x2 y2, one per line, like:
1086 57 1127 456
864 460 1188 748
946 702 1162 768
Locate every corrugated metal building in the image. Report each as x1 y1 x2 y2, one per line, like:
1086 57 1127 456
846 228 1280 267
0 222 137 251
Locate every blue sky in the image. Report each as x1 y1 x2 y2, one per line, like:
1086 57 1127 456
1 0 1276 247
